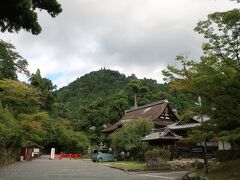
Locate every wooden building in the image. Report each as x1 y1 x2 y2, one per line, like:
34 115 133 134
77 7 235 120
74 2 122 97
20 144 43 161
102 100 179 133
103 99 220 159
142 128 181 146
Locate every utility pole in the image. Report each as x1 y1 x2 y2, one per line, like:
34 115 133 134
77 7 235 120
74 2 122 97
198 96 208 174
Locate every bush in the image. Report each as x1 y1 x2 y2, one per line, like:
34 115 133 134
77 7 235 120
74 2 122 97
145 149 171 168
145 149 171 161
214 150 240 161
110 118 154 160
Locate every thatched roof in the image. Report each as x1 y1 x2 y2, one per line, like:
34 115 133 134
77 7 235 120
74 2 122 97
102 100 179 133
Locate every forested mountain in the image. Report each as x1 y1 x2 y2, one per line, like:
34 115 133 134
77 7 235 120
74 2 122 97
55 69 128 112
54 69 194 143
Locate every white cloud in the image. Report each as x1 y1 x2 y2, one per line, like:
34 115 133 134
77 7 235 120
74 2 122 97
0 0 238 88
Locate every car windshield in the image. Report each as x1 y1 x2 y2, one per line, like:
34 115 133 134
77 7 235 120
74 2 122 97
93 150 98 153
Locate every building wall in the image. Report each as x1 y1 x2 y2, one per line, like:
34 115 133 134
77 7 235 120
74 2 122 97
218 141 232 150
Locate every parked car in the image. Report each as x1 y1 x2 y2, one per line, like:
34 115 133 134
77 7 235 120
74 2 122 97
91 149 117 162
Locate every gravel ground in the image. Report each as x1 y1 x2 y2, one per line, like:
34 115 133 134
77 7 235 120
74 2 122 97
0 156 187 180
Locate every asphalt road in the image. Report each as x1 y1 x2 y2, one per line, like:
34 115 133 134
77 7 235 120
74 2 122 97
0 156 187 180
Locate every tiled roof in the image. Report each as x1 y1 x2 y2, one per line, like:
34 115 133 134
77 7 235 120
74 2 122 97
142 129 181 141
168 123 200 130
167 118 201 130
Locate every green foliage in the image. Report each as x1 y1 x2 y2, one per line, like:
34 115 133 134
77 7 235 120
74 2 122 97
197 159 240 180
128 79 143 94
214 150 240 161
30 69 56 110
55 127 89 153
0 79 42 113
102 161 146 171
128 79 150 107
43 119 89 154
163 9 240 142
110 118 153 156
0 0 62 34
55 69 194 146
218 128 240 141
0 78 89 163
0 104 20 149
145 149 171 169
184 121 216 143
145 149 171 161
108 90 129 124
0 40 29 80
17 112 49 146
56 69 128 115
0 104 22 166
195 9 240 71
51 102 69 118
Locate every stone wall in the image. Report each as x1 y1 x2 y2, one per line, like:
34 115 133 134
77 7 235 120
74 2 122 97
146 158 204 171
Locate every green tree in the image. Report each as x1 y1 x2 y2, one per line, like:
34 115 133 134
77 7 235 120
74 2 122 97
0 104 21 165
110 118 153 158
0 79 42 113
56 127 89 153
0 0 62 34
29 69 56 110
0 104 20 149
0 40 29 80
108 90 129 124
163 9 240 142
17 112 48 146
46 119 89 154
194 9 240 71
128 80 143 108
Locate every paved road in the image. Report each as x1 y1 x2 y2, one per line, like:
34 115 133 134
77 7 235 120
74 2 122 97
0 157 187 180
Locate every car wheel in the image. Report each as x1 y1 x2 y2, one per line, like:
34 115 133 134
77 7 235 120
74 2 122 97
114 158 117 162
98 158 103 162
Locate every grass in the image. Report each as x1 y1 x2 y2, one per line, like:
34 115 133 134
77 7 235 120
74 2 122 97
101 161 146 171
196 159 240 180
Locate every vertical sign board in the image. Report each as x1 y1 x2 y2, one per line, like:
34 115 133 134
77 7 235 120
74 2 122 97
50 148 55 160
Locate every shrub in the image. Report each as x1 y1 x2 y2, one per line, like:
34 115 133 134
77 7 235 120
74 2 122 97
145 149 171 161
145 149 171 168
110 118 153 160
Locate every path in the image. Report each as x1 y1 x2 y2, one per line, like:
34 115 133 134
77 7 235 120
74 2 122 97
0 156 187 180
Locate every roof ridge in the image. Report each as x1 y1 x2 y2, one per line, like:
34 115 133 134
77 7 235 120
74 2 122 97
125 99 169 113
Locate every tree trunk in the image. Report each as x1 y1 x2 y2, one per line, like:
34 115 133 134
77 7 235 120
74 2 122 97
134 93 137 108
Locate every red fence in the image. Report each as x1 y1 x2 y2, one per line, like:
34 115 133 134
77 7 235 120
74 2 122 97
54 153 81 159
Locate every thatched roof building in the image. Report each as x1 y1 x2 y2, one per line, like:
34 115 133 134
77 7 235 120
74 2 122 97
102 100 179 133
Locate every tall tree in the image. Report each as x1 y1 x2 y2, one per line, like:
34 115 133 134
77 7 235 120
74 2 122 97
128 80 143 108
163 9 240 142
110 118 153 157
0 40 29 80
0 79 42 113
29 69 56 110
109 90 130 124
0 0 62 34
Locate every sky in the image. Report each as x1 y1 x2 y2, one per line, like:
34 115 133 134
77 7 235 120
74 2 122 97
0 0 238 88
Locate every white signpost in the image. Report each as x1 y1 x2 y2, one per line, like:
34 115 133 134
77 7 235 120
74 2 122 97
50 148 55 160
